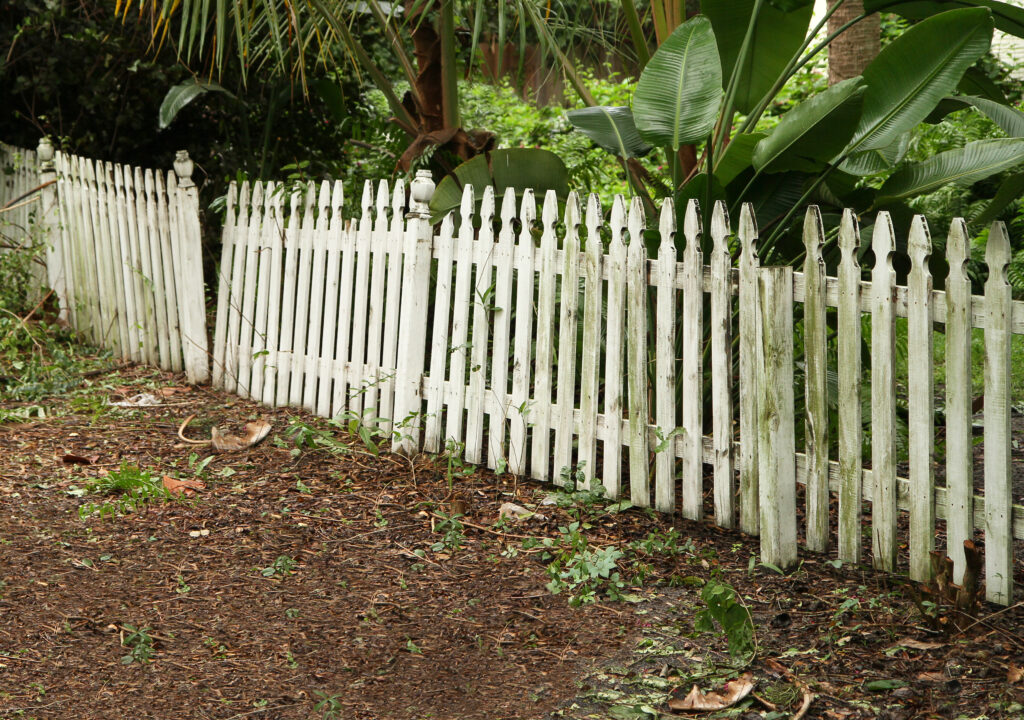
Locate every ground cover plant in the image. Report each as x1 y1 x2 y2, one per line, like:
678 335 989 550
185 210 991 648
0 331 1022 719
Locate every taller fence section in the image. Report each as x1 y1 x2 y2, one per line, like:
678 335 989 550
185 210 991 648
0 142 49 300
213 176 1023 606
52 149 210 383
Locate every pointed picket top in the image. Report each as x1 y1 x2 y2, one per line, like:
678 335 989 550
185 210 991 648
872 210 896 272
585 194 603 236
439 205 456 241
333 179 345 220
564 190 582 235
133 166 146 204
803 205 825 266
480 184 496 227
908 215 932 271
660 197 677 251
500 186 516 227
542 188 559 231
610 194 627 248
361 179 374 219
683 199 702 262
376 179 390 222
226 180 238 220
391 178 405 218
986 220 1011 283
460 182 476 224
251 179 265 216
947 217 971 275
519 188 536 231
710 200 729 254
627 196 646 247
739 202 758 261
838 208 860 262
238 180 251 217
318 179 332 220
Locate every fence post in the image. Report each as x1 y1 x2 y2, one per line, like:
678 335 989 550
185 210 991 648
756 266 798 571
36 137 67 323
172 150 210 384
392 169 435 456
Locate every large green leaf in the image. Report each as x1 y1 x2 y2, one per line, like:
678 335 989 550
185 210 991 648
752 77 866 173
633 16 723 150
716 132 765 186
159 80 235 129
429 149 569 223
702 0 814 114
865 0 1024 38
849 8 993 152
877 138 1024 201
971 171 1024 225
566 106 653 158
959 96 1024 136
840 133 911 176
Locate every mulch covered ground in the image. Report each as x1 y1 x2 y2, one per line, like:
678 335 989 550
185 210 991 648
0 361 1022 720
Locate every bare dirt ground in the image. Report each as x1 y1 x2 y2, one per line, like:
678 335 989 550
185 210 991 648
0 360 1022 720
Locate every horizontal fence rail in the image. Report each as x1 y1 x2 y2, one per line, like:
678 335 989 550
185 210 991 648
220 172 1019 608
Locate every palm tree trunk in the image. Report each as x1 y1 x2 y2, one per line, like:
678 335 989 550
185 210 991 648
827 0 880 85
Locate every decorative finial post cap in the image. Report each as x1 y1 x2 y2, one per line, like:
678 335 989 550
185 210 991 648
174 150 195 188
409 169 435 216
37 136 55 169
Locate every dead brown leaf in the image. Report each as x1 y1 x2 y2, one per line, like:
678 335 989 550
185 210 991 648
212 419 272 452
916 671 946 683
1008 664 1023 684
668 673 755 712
162 475 205 496
891 637 945 652
157 386 191 396
60 452 98 465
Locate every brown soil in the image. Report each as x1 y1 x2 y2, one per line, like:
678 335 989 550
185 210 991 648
0 362 1022 720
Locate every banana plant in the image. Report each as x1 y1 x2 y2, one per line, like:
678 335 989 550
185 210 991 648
560 1 1024 261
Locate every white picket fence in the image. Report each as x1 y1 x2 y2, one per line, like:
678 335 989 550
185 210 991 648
214 171 1022 606
0 142 49 298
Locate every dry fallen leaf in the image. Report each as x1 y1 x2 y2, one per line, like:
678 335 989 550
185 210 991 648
163 475 205 496
498 502 546 522
916 671 946 683
212 419 273 452
1008 664 1023 684
60 452 99 465
669 673 755 712
156 386 191 396
891 637 945 652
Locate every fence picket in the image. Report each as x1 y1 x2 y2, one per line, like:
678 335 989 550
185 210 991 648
655 199 678 513
577 195 604 489
626 197 650 506
803 206 829 553
908 216 935 582
757 266 798 570
984 221 1013 604
531 191 559 482
425 211 457 453
249 183 275 402
237 182 264 399
487 188 517 468
127 168 157 368
112 165 141 362
871 212 898 572
738 204 760 534
710 201 733 527
681 200 703 520
331 213 358 417
379 180 406 431
603 197 627 500
465 186 496 465
446 186 476 451
509 192 536 475
275 189 303 407
288 185 318 408
155 171 183 372
554 192 582 481
301 182 333 412
262 186 285 406
945 219 973 583
317 181 345 418
144 170 173 371
364 181 391 420
837 210 863 565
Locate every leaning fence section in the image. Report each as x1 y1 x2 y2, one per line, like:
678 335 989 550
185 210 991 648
52 149 209 383
213 172 1023 607
1 142 48 299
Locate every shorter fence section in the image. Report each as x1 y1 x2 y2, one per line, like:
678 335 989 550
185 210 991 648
0 142 48 300
218 174 1024 608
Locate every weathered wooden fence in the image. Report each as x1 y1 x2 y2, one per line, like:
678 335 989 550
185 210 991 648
214 171 1022 606
0 142 49 298
0 139 211 383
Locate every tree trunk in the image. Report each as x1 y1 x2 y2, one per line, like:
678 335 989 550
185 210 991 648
827 0 880 85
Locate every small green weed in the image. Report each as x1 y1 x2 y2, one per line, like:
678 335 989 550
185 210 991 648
694 577 757 664
314 691 343 719
120 624 155 664
442 439 473 492
78 463 171 519
531 521 626 607
261 554 297 578
431 512 465 553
